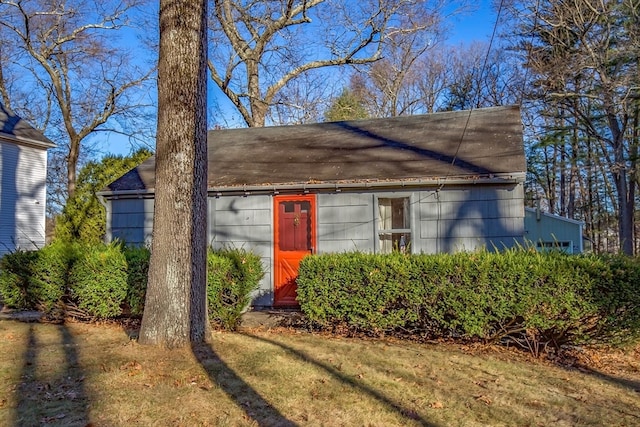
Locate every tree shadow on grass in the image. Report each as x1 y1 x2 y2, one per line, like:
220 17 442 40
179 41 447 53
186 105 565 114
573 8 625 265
240 332 441 427
577 366 640 395
191 340 297 427
14 321 89 426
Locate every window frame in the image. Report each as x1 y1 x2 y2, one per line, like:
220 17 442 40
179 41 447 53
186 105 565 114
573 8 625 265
375 194 414 254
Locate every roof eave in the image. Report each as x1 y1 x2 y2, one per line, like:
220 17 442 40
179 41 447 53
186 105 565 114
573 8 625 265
100 172 525 199
0 133 56 150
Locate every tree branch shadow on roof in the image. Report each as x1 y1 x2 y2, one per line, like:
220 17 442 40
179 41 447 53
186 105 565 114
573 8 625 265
328 121 495 176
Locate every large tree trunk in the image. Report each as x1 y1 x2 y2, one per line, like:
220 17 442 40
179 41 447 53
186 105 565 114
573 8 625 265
139 0 209 347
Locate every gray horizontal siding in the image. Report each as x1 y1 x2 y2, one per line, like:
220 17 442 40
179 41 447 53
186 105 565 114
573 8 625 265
317 193 375 253
104 182 527 307
414 185 524 254
210 195 273 306
107 198 154 246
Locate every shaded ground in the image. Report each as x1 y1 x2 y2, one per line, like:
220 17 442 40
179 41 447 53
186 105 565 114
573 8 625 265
0 305 42 322
1 312 640 426
239 309 303 330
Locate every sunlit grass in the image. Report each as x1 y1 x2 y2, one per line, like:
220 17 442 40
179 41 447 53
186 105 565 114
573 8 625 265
1 320 638 426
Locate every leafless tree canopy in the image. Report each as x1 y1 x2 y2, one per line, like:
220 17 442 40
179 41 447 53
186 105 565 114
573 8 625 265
208 0 454 127
509 0 640 254
0 0 155 202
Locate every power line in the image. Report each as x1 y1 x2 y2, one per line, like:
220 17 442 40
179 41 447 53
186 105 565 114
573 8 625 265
440 0 507 191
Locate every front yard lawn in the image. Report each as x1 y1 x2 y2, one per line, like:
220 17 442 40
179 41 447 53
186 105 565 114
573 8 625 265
1 319 638 426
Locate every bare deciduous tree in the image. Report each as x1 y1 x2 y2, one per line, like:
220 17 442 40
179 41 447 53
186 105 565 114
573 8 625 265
0 0 155 201
512 0 640 254
209 0 453 127
138 0 209 347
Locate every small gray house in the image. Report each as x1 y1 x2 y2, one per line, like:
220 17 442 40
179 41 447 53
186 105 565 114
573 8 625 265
102 105 526 307
0 104 54 257
524 207 584 254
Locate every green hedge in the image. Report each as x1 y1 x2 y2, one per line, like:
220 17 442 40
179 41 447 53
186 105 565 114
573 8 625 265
0 242 78 313
0 243 264 327
122 246 151 316
207 247 264 330
69 243 129 319
0 249 40 309
31 241 78 314
297 250 640 349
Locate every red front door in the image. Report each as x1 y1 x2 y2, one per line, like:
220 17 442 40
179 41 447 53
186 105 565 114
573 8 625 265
274 195 316 307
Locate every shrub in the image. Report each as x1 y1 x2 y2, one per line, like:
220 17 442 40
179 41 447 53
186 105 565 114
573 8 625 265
68 242 128 319
207 247 264 330
0 249 40 309
122 245 150 316
30 241 79 314
297 249 640 351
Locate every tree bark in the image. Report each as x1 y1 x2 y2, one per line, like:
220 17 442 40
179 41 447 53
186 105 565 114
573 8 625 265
139 0 209 347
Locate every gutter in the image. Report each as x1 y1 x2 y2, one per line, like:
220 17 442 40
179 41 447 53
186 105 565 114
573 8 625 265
0 134 56 150
99 172 526 199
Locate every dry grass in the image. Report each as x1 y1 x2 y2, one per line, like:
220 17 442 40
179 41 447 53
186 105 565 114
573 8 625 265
1 319 639 427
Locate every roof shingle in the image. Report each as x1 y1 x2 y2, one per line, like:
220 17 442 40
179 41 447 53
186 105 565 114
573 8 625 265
106 105 525 193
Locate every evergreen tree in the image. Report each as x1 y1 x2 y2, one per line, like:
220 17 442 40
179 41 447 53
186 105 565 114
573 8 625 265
55 149 152 244
324 88 368 122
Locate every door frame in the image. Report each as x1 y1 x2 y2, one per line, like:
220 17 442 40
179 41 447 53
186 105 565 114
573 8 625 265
273 194 317 307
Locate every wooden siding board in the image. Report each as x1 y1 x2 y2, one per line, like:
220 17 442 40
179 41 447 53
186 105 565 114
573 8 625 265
111 198 155 214
420 199 523 220
415 185 524 253
420 218 523 239
418 236 523 253
317 193 375 253
108 199 154 246
215 208 271 226
211 195 273 306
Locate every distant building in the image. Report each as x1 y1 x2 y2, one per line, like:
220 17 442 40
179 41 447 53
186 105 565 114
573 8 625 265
0 104 55 257
524 207 584 254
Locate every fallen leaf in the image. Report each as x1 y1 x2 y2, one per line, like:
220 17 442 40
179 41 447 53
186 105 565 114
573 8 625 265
430 401 444 409
475 395 492 405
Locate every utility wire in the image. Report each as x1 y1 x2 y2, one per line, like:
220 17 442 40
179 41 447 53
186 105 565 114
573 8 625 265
440 0 507 191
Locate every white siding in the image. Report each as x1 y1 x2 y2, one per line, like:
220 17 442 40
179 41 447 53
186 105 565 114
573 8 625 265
0 141 48 256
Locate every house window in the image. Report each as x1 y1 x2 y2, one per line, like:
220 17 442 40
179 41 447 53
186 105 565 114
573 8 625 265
536 241 573 254
378 197 411 254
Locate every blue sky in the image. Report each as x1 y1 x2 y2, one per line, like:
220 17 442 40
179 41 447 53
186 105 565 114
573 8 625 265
449 0 496 43
103 0 497 157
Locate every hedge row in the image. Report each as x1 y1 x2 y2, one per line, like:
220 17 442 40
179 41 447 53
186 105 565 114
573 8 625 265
297 250 640 349
0 243 263 328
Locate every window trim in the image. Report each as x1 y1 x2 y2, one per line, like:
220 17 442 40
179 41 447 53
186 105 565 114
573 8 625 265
374 194 414 254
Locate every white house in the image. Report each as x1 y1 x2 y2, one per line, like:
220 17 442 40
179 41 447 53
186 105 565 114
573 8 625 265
0 104 54 257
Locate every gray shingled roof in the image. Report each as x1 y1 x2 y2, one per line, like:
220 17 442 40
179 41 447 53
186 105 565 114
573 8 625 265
0 104 55 148
105 105 525 194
